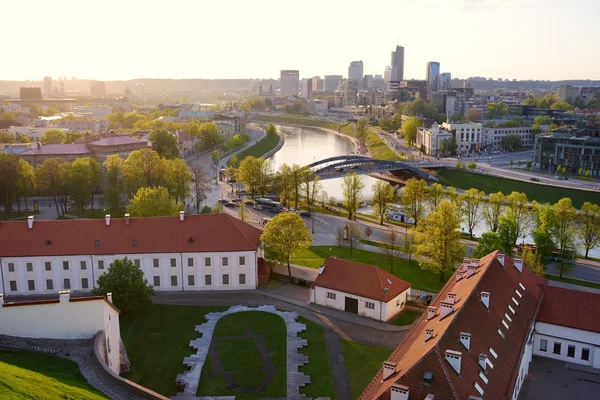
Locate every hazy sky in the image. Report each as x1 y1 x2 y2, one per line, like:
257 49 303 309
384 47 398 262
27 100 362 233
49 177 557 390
3 0 599 81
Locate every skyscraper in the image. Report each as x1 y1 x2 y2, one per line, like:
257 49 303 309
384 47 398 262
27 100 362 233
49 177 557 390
348 61 364 83
439 72 452 90
301 79 312 98
426 62 440 96
43 76 52 96
280 70 299 96
391 45 404 81
324 75 342 91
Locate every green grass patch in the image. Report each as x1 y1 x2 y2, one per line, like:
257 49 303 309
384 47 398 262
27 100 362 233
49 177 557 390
436 169 600 208
390 309 421 326
298 317 336 399
340 340 391 399
254 115 341 131
291 246 445 292
2 209 39 220
365 129 400 161
0 349 108 400
234 133 280 162
545 274 600 290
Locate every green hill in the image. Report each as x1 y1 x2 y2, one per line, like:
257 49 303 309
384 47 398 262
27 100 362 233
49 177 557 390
0 349 108 400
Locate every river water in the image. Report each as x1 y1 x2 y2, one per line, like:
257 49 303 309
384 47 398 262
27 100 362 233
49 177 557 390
269 125 379 201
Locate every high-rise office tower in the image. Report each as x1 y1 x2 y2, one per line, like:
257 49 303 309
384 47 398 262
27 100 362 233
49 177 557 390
43 76 52 96
280 70 300 96
301 79 313 98
311 76 324 92
324 75 342 91
439 72 452 90
348 61 364 83
426 62 440 95
391 45 404 81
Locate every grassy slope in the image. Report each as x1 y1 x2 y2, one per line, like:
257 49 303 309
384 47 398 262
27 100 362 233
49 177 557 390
291 246 445 292
0 350 107 400
389 309 422 326
298 317 336 399
437 169 600 208
235 132 281 162
340 341 391 399
365 128 400 161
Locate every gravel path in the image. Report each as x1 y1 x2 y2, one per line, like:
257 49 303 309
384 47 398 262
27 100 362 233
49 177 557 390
324 329 353 400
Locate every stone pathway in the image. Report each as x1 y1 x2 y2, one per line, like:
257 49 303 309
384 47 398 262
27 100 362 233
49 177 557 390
173 305 310 400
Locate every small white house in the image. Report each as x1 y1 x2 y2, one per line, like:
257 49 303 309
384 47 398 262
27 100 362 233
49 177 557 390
310 257 411 321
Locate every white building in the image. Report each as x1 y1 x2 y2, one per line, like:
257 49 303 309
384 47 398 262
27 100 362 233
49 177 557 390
311 99 328 114
0 213 263 296
417 123 453 156
482 126 534 150
71 106 112 118
310 257 411 321
348 61 364 84
280 70 300 97
442 121 482 153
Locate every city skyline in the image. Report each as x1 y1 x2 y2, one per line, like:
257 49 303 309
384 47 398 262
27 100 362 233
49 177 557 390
2 0 600 81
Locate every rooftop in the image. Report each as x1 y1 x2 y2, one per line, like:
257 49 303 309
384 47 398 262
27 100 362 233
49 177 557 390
20 143 93 156
89 135 148 146
536 285 600 333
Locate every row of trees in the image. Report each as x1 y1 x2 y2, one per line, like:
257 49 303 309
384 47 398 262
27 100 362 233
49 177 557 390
0 129 84 145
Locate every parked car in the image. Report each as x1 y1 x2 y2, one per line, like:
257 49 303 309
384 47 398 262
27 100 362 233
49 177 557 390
232 198 242 203
285 208 297 213
218 199 229 203
244 200 255 205
530 177 540 182
224 202 236 208
253 204 263 210
299 211 312 217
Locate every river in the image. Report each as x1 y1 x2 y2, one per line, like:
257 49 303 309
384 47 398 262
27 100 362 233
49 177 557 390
268 125 379 201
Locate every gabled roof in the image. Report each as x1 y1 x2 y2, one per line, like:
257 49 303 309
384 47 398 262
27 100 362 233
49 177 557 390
314 257 411 302
0 214 262 257
360 252 546 400
537 285 600 333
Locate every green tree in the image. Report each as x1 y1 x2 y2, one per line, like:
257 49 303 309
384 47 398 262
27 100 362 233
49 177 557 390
426 182 445 210
465 108 483 122
522 247 545 276
471 232 503 258
101 155 126 216
0 154 19 220
549 198 577 277
40 129 67 144
0 112 15 121
355 117 369 143
415 201 464 282
68 158 101 213
149 129 178 159
126 186 180 217
166 158 192 204
455 160 463 169
35 158 70 217
266 123 277 138
486 102 508 119
461 188 484 239
578 202 600 258
450 112 464 122
501 134 523 150
199 122 220 149
550 101 575 111
14 158 36 212
482 191 504 232
497 208 520 255
260 212 312 277
526 160 532 169
91 258 154 314
124 149 166 195
507 191 529 239
399 178 427 227
371 180 395 224
65 132 84 144
342 173 364 220
531 201 556 262
237 156 262 199
0 132 15 143
467 161 476 170
401 116 419 146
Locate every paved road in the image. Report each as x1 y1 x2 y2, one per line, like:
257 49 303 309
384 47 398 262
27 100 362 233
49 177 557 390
545 261 600 284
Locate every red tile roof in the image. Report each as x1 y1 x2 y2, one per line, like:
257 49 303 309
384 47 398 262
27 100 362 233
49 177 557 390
0 214 262 257
314 257 411 302
360 252 547 400
20 144 93 155
537 285 600 333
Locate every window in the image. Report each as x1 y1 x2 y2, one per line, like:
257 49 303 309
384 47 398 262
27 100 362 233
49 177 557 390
539 339 547 352
63 279 71 290
239 273 246 285
8 263 14 272
188 275 195 286
205 257 211 267
479 371 488 384
222 274 229 285
474 382 484 395
327 292 336 300
239 256 246 266
81 278 89 289
153 276 161 287
567 345 575 358
498 328 505 339
46 279 54 290
26 262 33 272
553 342 561 355
515 289 523 298
512 297 519 306
504 312 512 322
95 240 100 247
489 347 498 359
45 261 52 271
63 261 69 270
134 259 141 268
133 239 138 246
153 258 159 268
519 282 526 291
502 320 509 330
508 304 516 314
365 301 375 310
188 258 194 267
205 275 212 285
582 348 590 361
171 276 178 287
170 258 176 267
80 261 87 270
28 280 35 291
222 257 229 266
10 281 17 291
98 260 105 269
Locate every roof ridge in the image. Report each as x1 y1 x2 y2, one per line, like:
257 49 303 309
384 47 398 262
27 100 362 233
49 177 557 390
224 213 258 248
434 346 460 400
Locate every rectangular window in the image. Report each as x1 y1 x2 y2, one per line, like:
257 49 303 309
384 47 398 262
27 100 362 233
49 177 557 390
553 342 561 355
327 292 336 300
10 281 17 291
365 301 375 310
502 319 509 330
80 260 87 270
98 260 105 270
205 257 211 267
188 275 195 286
489 347 498 359
222 257 229 266
81 278 89 289
519 282 526 291
63 261 69 270
582 348 590 361
28 280 35 291
26 262 33 272
479 371 488 384
515 289 523 298
170 258 176 267
63 278 71 290
134 259 141 268
239 256 246 266
45 261 52 271
222 274 229 285
171 276 178 287
567 345 575 358
205 275 212 285
498 328 505 339
153 276 160 287
239 273 246 284
508 304 516 314
8 263 14 272
474 382 484 396
46 279 54 290
153 258 159 268
512 297 519 306
539 339 548 352
188 258 194 267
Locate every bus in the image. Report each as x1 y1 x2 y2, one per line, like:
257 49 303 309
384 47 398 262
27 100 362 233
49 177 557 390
255 198 282 212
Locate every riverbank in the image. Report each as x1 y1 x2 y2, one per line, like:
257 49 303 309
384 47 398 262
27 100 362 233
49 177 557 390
233 125 283 162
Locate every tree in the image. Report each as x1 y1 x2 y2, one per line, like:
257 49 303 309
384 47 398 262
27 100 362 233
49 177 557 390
149 129 178 159
199 122 220 149
483 191 504 232
526 160 532 169
465 108 482 122
0 154 19 220
166 158 192 204
0 111 15 121
124 149 166 195
455 160 463 169
403 229 416 261
15 159 36 212
342 173 364 220
382 229 403 272
191 166 211 212
401 116 419 146
0 132 15 143
501 134 523 151
355 117 369 143
426 182 445 210
126 186 180 217
378 116 393 131
69 158 101 213
578 202 600 258
439 136 457 156
531 201 556 263
364 227 373 238
522 247 545 276
335 222 364 256
238 156 263 198
91 258 154 314
40 129 67 144
550 101 575 111
507 191 529 239
486 102 508 119
371 180 395 224
260 212 312 277
497 208 520 255
101 155 126 216
549 198 577 278
415 201 464 282
65 132 84 144
35 158 70 217
301 170 319 212
450 112 464 122
467 162 476 170
461 188 484 239
265 123 277 138
471 232 503 258
276 163 293 207
238 201 247 222
399 178 427 227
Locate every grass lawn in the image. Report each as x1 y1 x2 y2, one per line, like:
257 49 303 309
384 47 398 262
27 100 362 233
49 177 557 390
234 133 280 162
0 349 108 400
545 274 600 290
1 209 39 220
297 317 336 399
254 115 341 131
436 169 600 208
390 309 421 326
340 340 391 399
291 246 445 293
365 129 400 161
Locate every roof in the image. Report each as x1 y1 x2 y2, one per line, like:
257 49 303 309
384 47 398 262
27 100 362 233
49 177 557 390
20 144 92 155
0 214 262 258
536 285 600 333
0 120 23 129
2 294 120 314
89 135 148 146
360 252 546 400
314 257 411 302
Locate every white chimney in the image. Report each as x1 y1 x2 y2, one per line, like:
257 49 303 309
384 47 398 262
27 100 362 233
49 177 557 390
0 293 4 304
427 306 437 320
440 301 454 319
382 361 397 380
459 332 471 350
425 328 434 342
59 290 70 303
425 395 435 400
456 270 463 281
27 215 34 230
390 383 409 400
106 292 113 304
179 211 185 222
445 350 462 374
105 214 111 226
447 293 456 304
479 354 487 370
125 213 130 225
497 253 505 266
466 265 476 278
480 292 490 309
514 258 523 273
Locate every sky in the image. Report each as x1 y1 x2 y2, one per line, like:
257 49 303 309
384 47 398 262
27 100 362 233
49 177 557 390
2 0 599 81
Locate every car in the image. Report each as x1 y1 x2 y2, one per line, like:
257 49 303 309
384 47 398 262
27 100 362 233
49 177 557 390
244 200 255 205
253 204 263 210
224 202 236 208
232 198 242 203
218 199 228 203
299 211 312 217
285 208 297 213
554 176 568 180
530 177 540 182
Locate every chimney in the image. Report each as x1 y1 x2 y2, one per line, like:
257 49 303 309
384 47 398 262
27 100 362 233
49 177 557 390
514 258 523 273
382 361 397 380
466 264 476 278
27 215 34 230
0 293 4 305
59 290 70 303
479 354 487 370
179 211 185 222
106 292 113 304
425 328 434 342
445 350 461 374
439 301 454 319
459 332 471 350
105 214 111 226
497 253 505 267
390 383 409 400
480 292 490 309
125 213 130 225
456 270 463 281
425 395 435 400
427 306 437 320
447 293 456 304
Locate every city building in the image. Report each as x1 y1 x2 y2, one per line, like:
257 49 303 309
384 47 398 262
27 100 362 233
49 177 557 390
54 119 110 134
43 77 52 96
442 121 482 152
416 123 453 156
0 214 263 296
363 74 374 89
483 125 535 149
384 66 394 92
439 72 452 90
311 76 324 92
348 61 364 84
558 85 600 105
20 87 42 100
324 75 342 92
357 89 384 106
426 61 440 98
311 98 329 114
336 80 358 107
391 45 404 81
372 74 385 91
310 257 411 322
176 130 198 157
72 105 112 118
280 70 300 96
301 79 312 99
90 81 107 97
